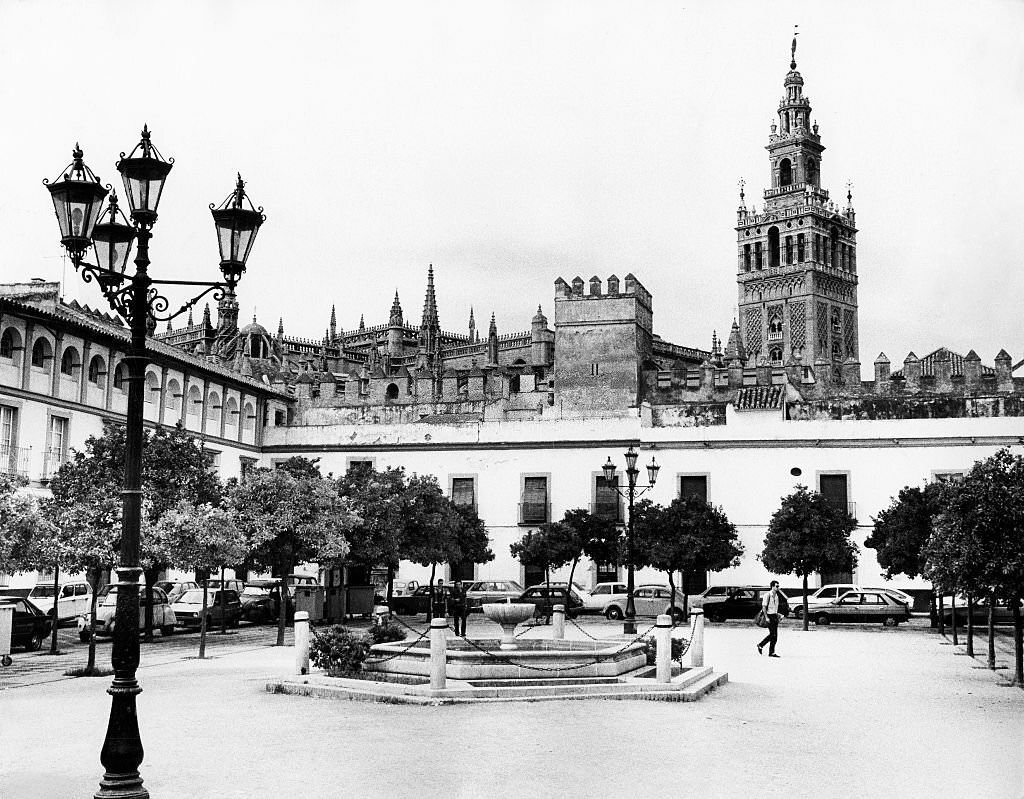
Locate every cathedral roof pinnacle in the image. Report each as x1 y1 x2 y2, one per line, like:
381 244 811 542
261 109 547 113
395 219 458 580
421 264 439 330
389 290 404 326
187 307 194 327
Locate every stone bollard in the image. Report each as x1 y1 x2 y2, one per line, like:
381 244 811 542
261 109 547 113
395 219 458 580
429 617 448 691
552 604 565 639
294 611 310 676
655 614 672 683
690 608 705 667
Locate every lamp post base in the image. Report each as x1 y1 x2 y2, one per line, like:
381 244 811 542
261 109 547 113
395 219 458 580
623 620 637 635
95 770 148 799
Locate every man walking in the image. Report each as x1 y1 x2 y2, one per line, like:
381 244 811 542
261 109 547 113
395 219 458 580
757 580 787 658
428 578 447 623
449 580 469 636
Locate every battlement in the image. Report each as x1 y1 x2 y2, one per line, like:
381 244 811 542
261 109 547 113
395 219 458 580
553 273 652 307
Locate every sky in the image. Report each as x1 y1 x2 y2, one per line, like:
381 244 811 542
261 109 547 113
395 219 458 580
2 0 1023 372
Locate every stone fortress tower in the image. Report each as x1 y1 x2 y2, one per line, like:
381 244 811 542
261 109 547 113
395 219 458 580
735 34 859 379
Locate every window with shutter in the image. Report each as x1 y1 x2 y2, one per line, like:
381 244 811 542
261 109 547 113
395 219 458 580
521 476 549 524
451 477 476 510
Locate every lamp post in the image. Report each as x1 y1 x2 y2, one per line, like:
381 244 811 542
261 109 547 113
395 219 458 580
602 446 660 634
45 127 264 799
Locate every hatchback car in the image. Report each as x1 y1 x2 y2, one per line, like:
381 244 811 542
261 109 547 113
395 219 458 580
812 590 911 627
582 582 628 614
389 584 453 616
78 585 176 641
171 589 243 629
941 596 1021 627
790 584 861 617
24 581 92 623
154 580 199 605
515 585 585 619
0 597 52 651
688 585 742 611
601 584 683 621
465 579 525 610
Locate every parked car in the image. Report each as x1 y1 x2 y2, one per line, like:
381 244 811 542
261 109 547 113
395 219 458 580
465 579 525 610
239 583 279 624
702 586 790 622
153 580 199 605
171 589 243 629
23 580 91 623
204 578 246 595
0 596 53 651
515 585 585 619
582 582 628 614
812 590 911 626
78 585 176 641
601 584 683 621
790 584 861 617
941 596 1021 627
285 574 319 590
390 579 419 597
389 584 453 616
688 585 742 611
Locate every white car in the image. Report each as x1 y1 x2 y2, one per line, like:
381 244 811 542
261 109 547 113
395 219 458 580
601 584 682 621
78 585 176 641
25 580 92 623
582 582 628 613
792 584 915 617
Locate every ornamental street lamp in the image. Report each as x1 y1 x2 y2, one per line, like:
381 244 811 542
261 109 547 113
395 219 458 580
45 127 264 799
601 446 660 635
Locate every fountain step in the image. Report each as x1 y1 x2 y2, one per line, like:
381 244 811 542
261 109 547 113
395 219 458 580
466 676 623 688
679 670 730 701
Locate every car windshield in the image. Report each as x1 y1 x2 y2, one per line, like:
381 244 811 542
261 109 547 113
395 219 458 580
31 585 57 597
176 590 209 604
243 587 270 596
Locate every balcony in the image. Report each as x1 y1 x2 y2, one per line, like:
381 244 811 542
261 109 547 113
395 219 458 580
519 502 550 525
767 330 783 342
0 445 31 479
41 448 68 481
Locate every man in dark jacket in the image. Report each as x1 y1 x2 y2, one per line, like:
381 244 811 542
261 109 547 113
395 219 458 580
429 578 447 622
449 580 469 636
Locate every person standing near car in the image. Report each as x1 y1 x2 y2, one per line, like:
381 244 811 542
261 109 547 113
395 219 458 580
429 578 447 622
757 581 786 658
449 580 469 636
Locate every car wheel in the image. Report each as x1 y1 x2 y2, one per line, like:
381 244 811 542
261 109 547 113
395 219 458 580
706 610 724 623
794 607 804 619
1 654 11 667
882 616 899 627
79 629 92 643
26 632 44 651
160 625 174 637
605 606 624 621
815 613 830 626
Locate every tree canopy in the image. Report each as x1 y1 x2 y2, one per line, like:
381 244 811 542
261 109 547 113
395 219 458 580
866 482 945 581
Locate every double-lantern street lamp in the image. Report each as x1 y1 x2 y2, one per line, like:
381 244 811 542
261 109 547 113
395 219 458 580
602 446 660 635
44 126 265 799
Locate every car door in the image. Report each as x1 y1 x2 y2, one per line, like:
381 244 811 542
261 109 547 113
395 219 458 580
632 587 656 616
729 589 758 619
9 600 33 644
73 583 90 617
834 592 861 622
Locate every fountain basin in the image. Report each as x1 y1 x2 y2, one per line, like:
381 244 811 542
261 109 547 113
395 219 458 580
481 602 536 649
363 637 647 681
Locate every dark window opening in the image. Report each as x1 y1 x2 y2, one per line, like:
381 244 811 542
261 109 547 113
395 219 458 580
60 348 78 376
679 475 708 502
385 383 399 400
797 234 805 262
594 475 621 522
31 339 50 367
451 477 476 510
521 476 549 524
779 158 793 187
754 242 763 270
785 236 793 265
768 227 781 268
0 330 14 359
743 244 751 272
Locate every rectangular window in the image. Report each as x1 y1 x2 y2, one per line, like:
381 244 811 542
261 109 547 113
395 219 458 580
932 471 965 483
520 476 549 524
346 458 375 472
593 475 622 523
239 456 257 477
45 415 69 478
451 477 476 510
679 475 708 502
0 405 18 476
590 363 600 377
785 236 793 265
202 448 221 473
797 233 805 262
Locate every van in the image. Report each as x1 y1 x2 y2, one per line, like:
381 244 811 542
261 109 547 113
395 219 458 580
26 581 92 623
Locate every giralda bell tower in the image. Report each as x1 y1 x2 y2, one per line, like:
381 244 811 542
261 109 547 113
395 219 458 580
735 35 859 375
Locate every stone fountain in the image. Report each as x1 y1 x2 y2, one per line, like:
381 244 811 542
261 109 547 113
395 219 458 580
481 602 535 649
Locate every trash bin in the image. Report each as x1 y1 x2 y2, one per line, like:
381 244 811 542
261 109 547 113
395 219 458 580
345 586 375 617
0 604 13 667
293 585 325 622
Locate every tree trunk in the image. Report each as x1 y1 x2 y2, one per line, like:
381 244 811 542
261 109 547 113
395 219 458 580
666 571 678 623
680 571 689 621
198 575 209 659
938 593 945 637
987 591 996 671
86 567 100 673
928 592 937 628
386 565 395 618
276 564 291 647
966 594 975 658
802 572 809 632
950 593 958 645
1012 595 1023 688
565 557 579 619
143 566 158 643
49 563 60 654
219 565 227 635
427 562 437 622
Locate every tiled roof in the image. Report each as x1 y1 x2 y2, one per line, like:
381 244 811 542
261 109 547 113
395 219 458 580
734 385 785 410
0 296 292 399
890 347 995 379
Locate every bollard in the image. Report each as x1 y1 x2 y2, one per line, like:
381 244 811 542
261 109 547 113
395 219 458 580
429 617 448 691
552 604 565 639
294 611 310 676
689 608 705 667
655 614 672 683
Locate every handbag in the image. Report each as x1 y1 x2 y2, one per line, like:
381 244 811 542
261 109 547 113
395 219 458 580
754 609 769 628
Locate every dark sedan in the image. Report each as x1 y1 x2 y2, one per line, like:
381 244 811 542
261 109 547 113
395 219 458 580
515 585 584 619
941 597 1021 627
702 586 775 623
813 591 911 627
389 585 452 616
0 597 52 651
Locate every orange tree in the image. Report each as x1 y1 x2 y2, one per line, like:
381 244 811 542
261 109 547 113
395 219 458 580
760 485 858 631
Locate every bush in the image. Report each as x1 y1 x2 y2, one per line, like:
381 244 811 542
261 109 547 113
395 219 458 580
368 617 408 645
643 636 687 665
309 626 371 676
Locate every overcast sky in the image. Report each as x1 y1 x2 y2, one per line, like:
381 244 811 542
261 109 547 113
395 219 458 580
3 0 1023 371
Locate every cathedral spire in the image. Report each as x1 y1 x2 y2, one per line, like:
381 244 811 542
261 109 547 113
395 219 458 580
277 317 284 340
187 307 194 327
486 312 498 366
468 306 476 342
329 304 337 339
389 290 404 326
421 264 439 330
358 314 365 331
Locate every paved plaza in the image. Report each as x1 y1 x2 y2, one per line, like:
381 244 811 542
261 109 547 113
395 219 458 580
1 618 1022 799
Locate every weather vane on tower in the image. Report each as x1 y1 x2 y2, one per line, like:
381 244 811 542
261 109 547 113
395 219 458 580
791 24 799 69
